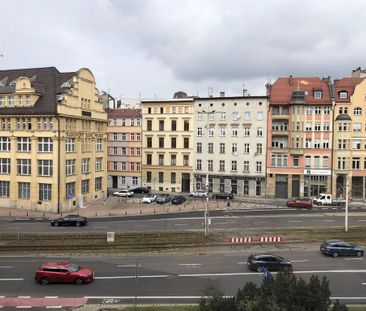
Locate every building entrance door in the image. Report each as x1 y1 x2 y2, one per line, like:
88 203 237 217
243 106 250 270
112 176 118 188
275 175 288 198
181 173 190 192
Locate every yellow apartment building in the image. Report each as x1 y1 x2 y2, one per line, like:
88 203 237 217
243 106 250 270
0 67 107 213
141 96 194 193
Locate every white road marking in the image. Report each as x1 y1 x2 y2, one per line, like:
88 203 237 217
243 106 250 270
174 224 187 226
0 266 13 268
16 307 31 309
289 220 302 223
46 307 62 309
345 258 364 261
0 278 23 281
17 296 30 299
44 296 58 298
117 264 141 268
179 264 201 267
91 226 107 229
362 283 366 285
290 260 309 263
357 220 366 222
95 274 170 280
322 220 336 222
237 262 247 265
253 221 268 224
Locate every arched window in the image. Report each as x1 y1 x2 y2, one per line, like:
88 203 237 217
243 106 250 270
354 107 362 115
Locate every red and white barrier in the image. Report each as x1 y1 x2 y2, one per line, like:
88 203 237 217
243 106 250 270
259 236 282 243
229 237 253 243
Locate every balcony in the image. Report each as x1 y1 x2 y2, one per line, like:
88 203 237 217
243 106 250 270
270 147 289 154
289 148 304 155
272 113 289 120
272 130 288 136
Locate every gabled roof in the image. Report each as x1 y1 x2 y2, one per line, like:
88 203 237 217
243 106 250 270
334 78 364 103
0 67 76 115
106 108 141 119
269 77 331 105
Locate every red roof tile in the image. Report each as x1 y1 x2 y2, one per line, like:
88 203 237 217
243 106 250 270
269 77 331 105
106 108 141 119
334 78 364 103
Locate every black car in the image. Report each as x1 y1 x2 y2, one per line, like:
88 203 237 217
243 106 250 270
171 195 187 205
320 240 364 257
131 187 150 194
51 215 87 227
212 192 233 200
247 254 292 272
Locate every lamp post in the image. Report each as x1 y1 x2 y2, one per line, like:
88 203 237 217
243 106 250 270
345 179 349 232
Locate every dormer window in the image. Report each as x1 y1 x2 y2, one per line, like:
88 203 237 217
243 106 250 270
339 91 348 99
26 96 30 106
8 96 14 106
0 96 4 106
314 90 322 99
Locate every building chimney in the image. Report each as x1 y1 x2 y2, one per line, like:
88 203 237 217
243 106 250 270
265 83 271 97
220 91 225 98
243 89 248 97
289 75 293 86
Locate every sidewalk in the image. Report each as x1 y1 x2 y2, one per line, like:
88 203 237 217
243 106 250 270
0 196 363 220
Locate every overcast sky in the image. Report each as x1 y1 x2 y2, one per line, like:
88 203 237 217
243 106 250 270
1 0 365 99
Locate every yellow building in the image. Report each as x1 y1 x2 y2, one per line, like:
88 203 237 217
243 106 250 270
141 97 194 192
0 67 107 212
333 76 366 199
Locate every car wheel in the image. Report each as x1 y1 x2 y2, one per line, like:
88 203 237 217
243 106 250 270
356 251 363 257
41 278 50 285
75 278 84 285
318 202 323 206
332 252 339 258
76 222 81 227
54 222 59 227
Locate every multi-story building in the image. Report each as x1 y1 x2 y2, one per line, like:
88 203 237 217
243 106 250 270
333 74 366 199
266 76 333 198
0 67 107 212
141 97 194 192
107 109 142 190
193 93 268 196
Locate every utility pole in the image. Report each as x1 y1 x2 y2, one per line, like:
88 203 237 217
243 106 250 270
345 180 349 232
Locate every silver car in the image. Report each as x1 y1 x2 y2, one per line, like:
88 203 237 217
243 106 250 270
189 190 207 198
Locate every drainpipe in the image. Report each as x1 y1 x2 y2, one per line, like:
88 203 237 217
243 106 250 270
56 116 61 214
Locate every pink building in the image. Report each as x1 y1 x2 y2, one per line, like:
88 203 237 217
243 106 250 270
266 76 333 198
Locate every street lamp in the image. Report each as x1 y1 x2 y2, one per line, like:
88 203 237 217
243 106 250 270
198 109 220 237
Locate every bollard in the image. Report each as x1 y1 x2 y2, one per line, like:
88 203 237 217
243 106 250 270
193 205 195 210
125 211 127 215
109 212 111 216
154 209 156 213
95 212 97 216
167 208 169 212
26 211 28 216
43 212 45 217
179 206 181 211
78 212 80 216
9 211 11 217
140 210 142 214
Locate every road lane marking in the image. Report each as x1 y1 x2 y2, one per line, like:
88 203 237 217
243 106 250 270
357 220 366 222
91 226 107 229
289 220 302 223
322 220 336 222
17 296 30 299
16 307 31 309
44 296 58 299
345 258 364 261
174 224 187 226
253 221 268 224
0 278 23 281
362 283 366 285
95 274 170 280
179 264 201 267
237 262 247 265
117 264 141 268
0 266 13 268
291 260 309 263
45 307 62 309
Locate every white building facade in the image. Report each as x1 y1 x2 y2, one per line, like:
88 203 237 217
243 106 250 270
193 94 268 197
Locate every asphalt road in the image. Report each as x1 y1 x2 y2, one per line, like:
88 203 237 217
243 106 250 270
1 206 366 233
0 249 365 308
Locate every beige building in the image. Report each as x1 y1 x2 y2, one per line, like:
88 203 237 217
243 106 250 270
194 93 268 196
141 97 194 192
0 67 107 213
333 75 366 199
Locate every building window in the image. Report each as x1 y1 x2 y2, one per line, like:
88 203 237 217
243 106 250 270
232 112 239 121
306 107 312 115
130 147 135 156
0 158 10 174
122 162 127 170
256 143 262 154
208 113 214 121
184 138 189 148
196 159 202 170
160 107 164 114
314 123 321 131
271 155 288 167
217 160 224 172
197 127 203 136
314 91 322 99
17 137 31 152
305 123 312 131
38 160 53 176
232 160 237 171
95 157 102 171
146 154 152 165
257 127 263 136
171 172 176 184
305 138 312 148
244 127 250 136
337 157 346 170
323 123 330 131
132 177 138 185
171 137 176 148
147 137 152 148
159 154 164 165
257 112 263 121
244 143 250 154
314 156 320 168
219 143 225 154
18 182 30 199
293 156 299 167
66 138 75 152
232 143 238 154
159 137 164 148
66 182 75 199
159 120 164 131
244 112 251 120
208 128 214 136
0 96 4 106
220 112 226 120
96 139 102 151
256 161 262 173
39 183 52 201
315 106 322 114
352 158 361 169
81 158 90 174
339 91 348 99
232 128 238 137
243 161 249 173
81 180 89 194
314 139 320 149
0 137 10 151
184 120 189 131
219 127 226 136
353 123 362 132
122 133 128 141
171 120 177 131
172 107 177 114
353 140 361 150
113 162 118 170
323 156 329 168
38 138 53 152
158 172 164 183
66 159 76 176
136 133 141 141
95 177 102 191
208 160 213 171
17 159 31 175
147 120 152 131
147 171 152 183
256 180 261 196
171 154 176 166
196 142 202 153
8 96 14 106
305 156 311 168
0 181 9 197
183 155 189 166
197 112 203 120
324 107 330 114
208 143 213 154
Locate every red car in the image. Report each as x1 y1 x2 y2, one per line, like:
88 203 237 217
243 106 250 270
35 262 94 285
287 199 312 208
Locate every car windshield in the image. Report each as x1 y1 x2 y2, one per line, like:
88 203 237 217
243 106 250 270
67 263 80 272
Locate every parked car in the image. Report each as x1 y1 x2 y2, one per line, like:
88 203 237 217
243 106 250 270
247 254 292 272
131 187 150 194
212 192 233 200
51 215 87 227
320 240 364 257
35 262 94 285
171 195 187 205
142 194 157 203
189 190 208 198
313 194 346 206
155 194 171 204
113 189 134 197
287 198 313 208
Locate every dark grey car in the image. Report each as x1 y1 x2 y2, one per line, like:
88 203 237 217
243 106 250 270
320 240 364 257
155 194 171 204
247 254 292 271
51 215 87 227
